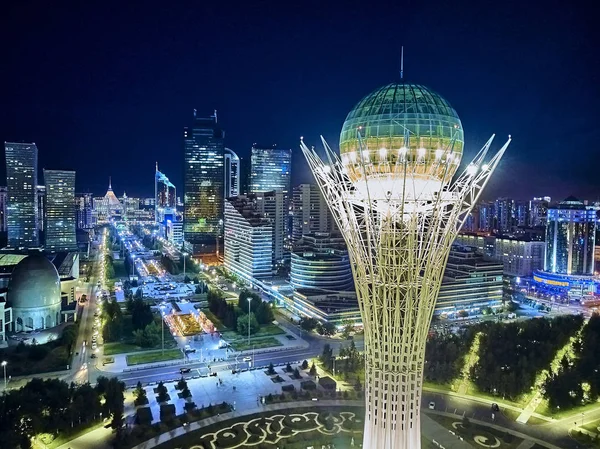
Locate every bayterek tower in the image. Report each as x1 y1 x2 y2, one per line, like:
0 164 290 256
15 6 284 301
301 82 510 449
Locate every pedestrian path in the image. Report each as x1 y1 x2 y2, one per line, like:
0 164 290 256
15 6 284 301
517 391 543 423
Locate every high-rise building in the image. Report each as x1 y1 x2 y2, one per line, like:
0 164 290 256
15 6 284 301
545 196 596 275
0 186 7 233
155 163 176 222
256 190 286 267
36 185 46 234
478 201 495 232
494 197 514 233
43 170 77 252
514 200 529 228
238 156 251 195
183 110 224 256
224 148 240 198
224 195 273 280
75 193 94 229
4 142 39 249
250 144 291 199
529 196 551 227
291 184 336 244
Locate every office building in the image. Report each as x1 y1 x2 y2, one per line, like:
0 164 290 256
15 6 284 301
530 196 551 227
290 233 353 292
0 186 7 233
224 148 240 198
291 184 336 244
93 178 122 222
155 163 176 222
75 193 94 229
545 196 596 275
257 190 286 267
183 110 224 256
224 195 273 280
166 219 184 246
434 245 504 316
494 197 514 233
4 142 39 249
36 185 45 235
250 144 291 199
44 170 77 252
514 200 529 228
478 201 495 232
0 296 12 347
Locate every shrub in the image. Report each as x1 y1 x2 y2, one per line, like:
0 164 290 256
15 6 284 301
301 360 309 370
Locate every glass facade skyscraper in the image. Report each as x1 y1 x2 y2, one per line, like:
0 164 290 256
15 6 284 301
250 144 291 197
44 170 77 251
545 197 596 275
224 148 240 198
4 142 39 249
155 163 176 222
183 111 224 255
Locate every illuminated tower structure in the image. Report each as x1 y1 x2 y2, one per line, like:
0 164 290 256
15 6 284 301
155 163 176 223
44 169 77 252
301 82 509 449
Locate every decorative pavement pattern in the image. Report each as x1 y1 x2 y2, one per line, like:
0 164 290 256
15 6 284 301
182 410 360 449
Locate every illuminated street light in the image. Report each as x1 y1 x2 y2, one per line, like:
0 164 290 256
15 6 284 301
1 361 7 389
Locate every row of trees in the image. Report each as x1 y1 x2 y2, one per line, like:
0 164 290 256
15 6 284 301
299 317 337 336
207 289 274 335
319 341 363 380
543 313 600 410
469 314 584 400
424 327 480 384
0 376 125 449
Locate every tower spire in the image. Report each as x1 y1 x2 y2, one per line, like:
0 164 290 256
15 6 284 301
108 176 112 190
156 161 159 172
400 46 404 80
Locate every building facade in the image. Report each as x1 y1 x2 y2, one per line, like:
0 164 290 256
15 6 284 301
75 193 94 229
183 111 224 256
44 170 77 252
290 233 353 291
435 245 504 316
155 163 176 223
545 196 596 275
494 237 545 277
250 144 291 199
0 186 7 233
4 142 39 248
529 196 551 227
291 184 335 244
223 195 272 280
224 148 240 198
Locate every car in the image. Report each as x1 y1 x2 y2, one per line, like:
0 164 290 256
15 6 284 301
428 402 435 410
91 353 97 359
180 368 191 374
242 356 252 362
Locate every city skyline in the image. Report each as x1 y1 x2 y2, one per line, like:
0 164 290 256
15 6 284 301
1 1 597 200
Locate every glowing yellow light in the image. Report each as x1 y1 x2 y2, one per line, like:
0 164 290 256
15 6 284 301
379 147 387 159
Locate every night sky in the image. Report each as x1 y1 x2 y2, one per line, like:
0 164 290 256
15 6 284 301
1 0 597 201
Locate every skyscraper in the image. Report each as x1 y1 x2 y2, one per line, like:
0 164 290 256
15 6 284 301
75 192 94 229
545 197 596 275
183 110 224 256
44 170 77 251
291 184 335 244
529 196 551 227
494 197 514 233
155 163 176 222
0 186 7 233
4 142 39 249
250 144 291 198
224 148 240 198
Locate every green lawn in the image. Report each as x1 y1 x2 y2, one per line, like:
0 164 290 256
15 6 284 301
126 349 183 366
202 309 226 330
112 259 128 279
221 323 285 341
230 336 283 351
104 342 146 355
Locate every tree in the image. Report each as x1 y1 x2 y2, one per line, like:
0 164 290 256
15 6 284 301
458 310 469 318
156 381 169 403
320 344 333 369
176 377 188 391
319 321 337 337
309 362 317 377
134 381 148 406
300 317 318 332
301 360 309 370
184 275 191 283
237 290 261 312
61 325 78 353
255 301 274 325
267 363 276 375
131 297 154 331
237 312 259 336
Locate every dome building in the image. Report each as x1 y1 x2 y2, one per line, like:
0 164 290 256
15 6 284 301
7 253 62 331
338 83 464 205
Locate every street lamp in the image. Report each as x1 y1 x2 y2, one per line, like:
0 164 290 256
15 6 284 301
1 361 7 389
161 312 165 355
182 252 188 278
247 297 252 345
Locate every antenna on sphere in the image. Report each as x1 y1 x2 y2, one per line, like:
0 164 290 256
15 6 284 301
400 46 404 80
